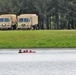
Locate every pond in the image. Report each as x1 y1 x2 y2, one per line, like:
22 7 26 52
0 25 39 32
0 48 76 75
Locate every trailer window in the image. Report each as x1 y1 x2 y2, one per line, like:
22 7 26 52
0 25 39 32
24 18 30 22
19 18 23 22
0 18 3 22
5 18 10 22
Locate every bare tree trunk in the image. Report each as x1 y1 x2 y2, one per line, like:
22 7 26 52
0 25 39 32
43 18 47 29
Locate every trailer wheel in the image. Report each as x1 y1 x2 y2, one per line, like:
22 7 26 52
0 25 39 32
30 26 34 30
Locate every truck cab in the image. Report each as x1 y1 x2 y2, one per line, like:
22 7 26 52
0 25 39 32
17 14 38 29
0 16 11 29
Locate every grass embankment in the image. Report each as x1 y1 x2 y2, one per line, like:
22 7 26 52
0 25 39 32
0 30 76 48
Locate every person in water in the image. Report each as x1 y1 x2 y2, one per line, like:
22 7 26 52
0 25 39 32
25 50 28 53
29 50 32 53
23 50 26 53
19 49 22 53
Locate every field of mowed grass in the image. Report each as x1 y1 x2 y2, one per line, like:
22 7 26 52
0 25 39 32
0 30 76 48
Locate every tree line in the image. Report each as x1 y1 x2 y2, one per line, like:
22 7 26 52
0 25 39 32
0 0 76 29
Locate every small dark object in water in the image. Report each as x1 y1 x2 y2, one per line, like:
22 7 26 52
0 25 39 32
18 49 22 53
18 49 36 53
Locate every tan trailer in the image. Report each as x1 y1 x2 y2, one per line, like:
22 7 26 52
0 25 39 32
17 14 38 29
0 14 17 29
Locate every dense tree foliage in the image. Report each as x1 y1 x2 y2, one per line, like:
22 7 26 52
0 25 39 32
0 0 76 29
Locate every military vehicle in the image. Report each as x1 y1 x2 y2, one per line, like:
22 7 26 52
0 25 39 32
17 14 38 29
0 14 17 29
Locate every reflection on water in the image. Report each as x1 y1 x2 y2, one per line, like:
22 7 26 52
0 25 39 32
0 49 76 75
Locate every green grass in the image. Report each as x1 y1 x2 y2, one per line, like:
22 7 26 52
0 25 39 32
0 30 76 48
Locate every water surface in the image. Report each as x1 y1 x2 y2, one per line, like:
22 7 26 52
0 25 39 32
0 48 76 75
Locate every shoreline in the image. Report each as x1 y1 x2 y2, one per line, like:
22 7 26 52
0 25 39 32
0 48 76 50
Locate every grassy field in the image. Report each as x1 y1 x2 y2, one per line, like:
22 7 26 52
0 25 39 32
0 30 76 48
